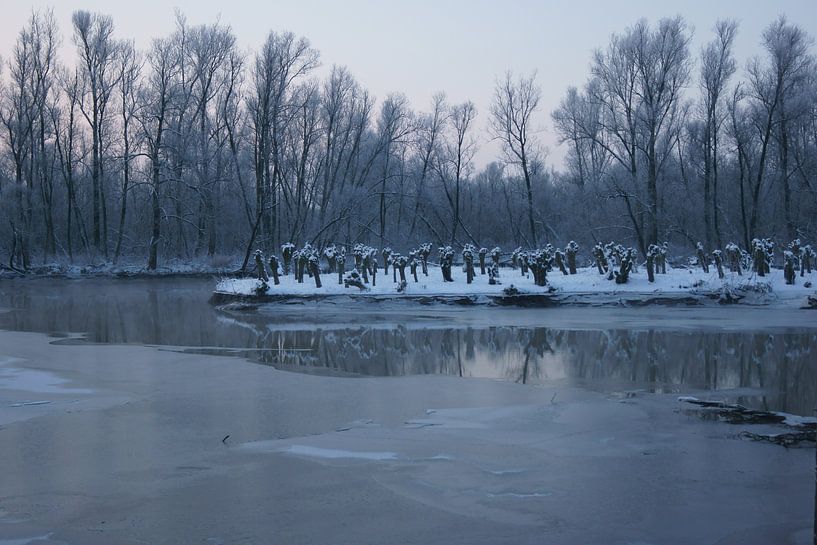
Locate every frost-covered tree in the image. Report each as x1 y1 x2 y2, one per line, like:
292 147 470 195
490 72 542 246
72 10 119 254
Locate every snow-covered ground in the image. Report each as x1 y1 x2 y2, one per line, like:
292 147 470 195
216 264 816 306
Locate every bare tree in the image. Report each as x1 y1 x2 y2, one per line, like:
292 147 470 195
698 20 738 251
0 9 60 267
552 81 610 189
375 93 413 247
113 40 141 262
138 37 177 270
185 19 237 256
746 17 814 241
439 101 477 243
632 17 692 248
248 31 319 252
490 71 542 246
72 10 119 255
588 17 691 253
52 67 91 262
409 93 447 238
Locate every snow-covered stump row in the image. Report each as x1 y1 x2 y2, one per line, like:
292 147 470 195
213 265 817 307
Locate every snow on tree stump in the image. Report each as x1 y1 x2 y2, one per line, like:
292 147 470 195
255 251 269 282
528 248 552 287
511 247 522 271
696 242 710 273
657 242 668 274
593 243 608 275
800 245 814 276
491 247 501 269
752 238 773 277
343 269 368 291
478 247 488 275
488 262 501 285
361 250 371 284
323 245 337 273
613 248 636 284
409 250 419 282
335 247 346 285
382 247 392 275
281 243 295 276
554 250 568 276
309 253 322 288
393 254 408 283
784 251 796 285
353 243 365 272
268 255 280 285
439 246 454 282
646 244 659 283
518 251 530 276
295 251 308 283
462 245 476 284
725 243 742 275
712 250 725 279
565 241 579 274
419 243 432 276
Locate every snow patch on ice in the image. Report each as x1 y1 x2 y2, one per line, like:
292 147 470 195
677 396 699 402
485 491 552 499
0 358 93 395
238 440 398 461
0 535 53 545
285 445 398 460
482 468 527 476
782 414 817 427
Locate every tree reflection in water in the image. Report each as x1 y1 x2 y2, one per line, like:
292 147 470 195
242 324 816 415
0 279 813 415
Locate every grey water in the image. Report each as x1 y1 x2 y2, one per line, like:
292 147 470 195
0 277 814 415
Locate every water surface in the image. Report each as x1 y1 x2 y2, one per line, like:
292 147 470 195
0 277 814 414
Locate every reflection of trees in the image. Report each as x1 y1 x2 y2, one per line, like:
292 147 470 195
9 279 809 413
513 328 555 384
244 325 816 415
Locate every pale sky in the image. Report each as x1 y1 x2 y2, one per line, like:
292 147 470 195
2 0 817 168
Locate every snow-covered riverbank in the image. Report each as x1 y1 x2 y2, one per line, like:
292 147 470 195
214 265 817 307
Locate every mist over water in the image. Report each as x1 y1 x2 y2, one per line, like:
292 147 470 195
1 277 814 415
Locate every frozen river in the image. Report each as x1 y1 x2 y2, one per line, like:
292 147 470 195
0 277 814 544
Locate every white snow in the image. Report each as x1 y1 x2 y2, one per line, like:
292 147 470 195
0 535 53 545
0 357 93 395
215 264 816 305
238 442 399 461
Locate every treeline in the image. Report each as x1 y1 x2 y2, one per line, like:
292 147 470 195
0 10 815 270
